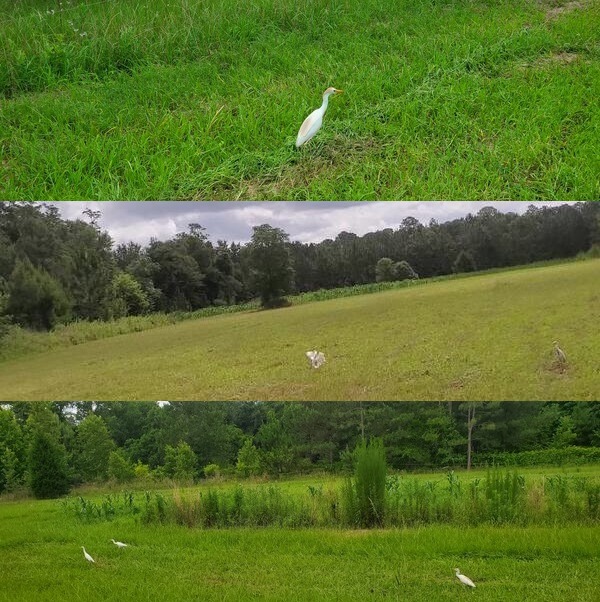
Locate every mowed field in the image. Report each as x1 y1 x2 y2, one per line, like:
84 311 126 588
1 0 599 200
1 471 600 602
0 260 598 401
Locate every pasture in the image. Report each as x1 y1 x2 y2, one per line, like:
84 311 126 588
1 0 599 199
0 259 598 401
2 466 600 601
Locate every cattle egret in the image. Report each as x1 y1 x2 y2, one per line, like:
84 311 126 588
306 350 326 369
111 539 128 548
82 546 95 563
296 87 343 148
553 341 566 363
454 568 475 588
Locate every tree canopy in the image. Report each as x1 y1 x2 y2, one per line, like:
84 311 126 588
0 202 598 331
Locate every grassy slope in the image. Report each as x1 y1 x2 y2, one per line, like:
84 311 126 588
1 495 599 601
0 259 598 401
0 0 599 200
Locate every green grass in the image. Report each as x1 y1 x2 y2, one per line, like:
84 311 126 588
1 0 599 199
0 258 598 400
2 472 600 601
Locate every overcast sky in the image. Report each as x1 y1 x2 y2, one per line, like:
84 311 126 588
49 202 571 246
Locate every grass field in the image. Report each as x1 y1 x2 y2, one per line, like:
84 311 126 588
2 468 600 601
0 259 598 401
1 0 599 200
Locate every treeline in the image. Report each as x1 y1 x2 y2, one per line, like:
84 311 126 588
0 202 598 331
1 401 599 498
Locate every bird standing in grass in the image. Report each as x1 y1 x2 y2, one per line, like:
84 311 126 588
454 568 476 588
296 87 343 148
111 539 128 549
553 341 567 364
306 350 326 369
82 546 95 564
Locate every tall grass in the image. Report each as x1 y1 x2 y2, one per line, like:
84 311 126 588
1 0 598 199
62 469 600 529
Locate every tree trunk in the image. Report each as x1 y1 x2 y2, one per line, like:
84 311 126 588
467 403 475 471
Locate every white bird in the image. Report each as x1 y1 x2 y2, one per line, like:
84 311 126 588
111 539 128 548
82 546 95 563
553 341 566 363
296 87 343 148
306 350 326 369
454 568 476 588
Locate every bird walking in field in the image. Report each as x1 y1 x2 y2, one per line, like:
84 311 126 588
553 341 567 364
111 539 128 549
454 568 476 588
82 546 95 564
296 87 343 148
306 350 326 369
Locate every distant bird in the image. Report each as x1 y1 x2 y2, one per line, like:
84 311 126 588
82 546 95 563
306 350 326 369
454 568 476 588
553 341 567 363
296 87 343 148
111 539 128 549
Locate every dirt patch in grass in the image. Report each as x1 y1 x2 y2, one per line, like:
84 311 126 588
542 0 585 20
516 51 582 71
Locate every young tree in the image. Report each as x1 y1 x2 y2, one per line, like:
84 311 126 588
7 258 70 330
27 406 70 499
0 408 26 493
236 438 262 477
248 224 295 308
164 442 198 482
111 271 150 317
452 250 477 274
395 260 418 281
375 257 396 282
108 450 136 483
75 414 115 482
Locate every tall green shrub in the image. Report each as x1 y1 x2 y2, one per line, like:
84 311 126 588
354 438 387 527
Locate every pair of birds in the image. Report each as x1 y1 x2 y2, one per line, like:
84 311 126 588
82 539 128 564
296 87 343 148
306 350 326 369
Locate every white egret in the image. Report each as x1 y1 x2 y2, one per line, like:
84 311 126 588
553 341 566 363
111 539 128 548
296 87 343 148
306 350 326 369
82 546 95 563
454 568 476 588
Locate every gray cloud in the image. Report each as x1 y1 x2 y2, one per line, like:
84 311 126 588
49 202 572 246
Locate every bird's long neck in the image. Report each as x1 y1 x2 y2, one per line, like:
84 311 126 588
320 94 330 112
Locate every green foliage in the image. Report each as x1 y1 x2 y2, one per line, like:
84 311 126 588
479 446 600 467
352 438 387 527
111 271 150 317
375 257 396 283
164 442 198 482
552 416 577 449
27 407 70 499
395 260 418 281
75 414 115 482
236 438 262 478
203 464 221 479
7 258 70 330
452 250 477 274
249 225 294 308
108 450 136 484
0 408 25 494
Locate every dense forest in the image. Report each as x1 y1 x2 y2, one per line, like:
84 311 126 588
1 401 599 498
0 202 598 331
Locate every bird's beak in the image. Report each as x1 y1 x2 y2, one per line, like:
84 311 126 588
336 89 344 94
